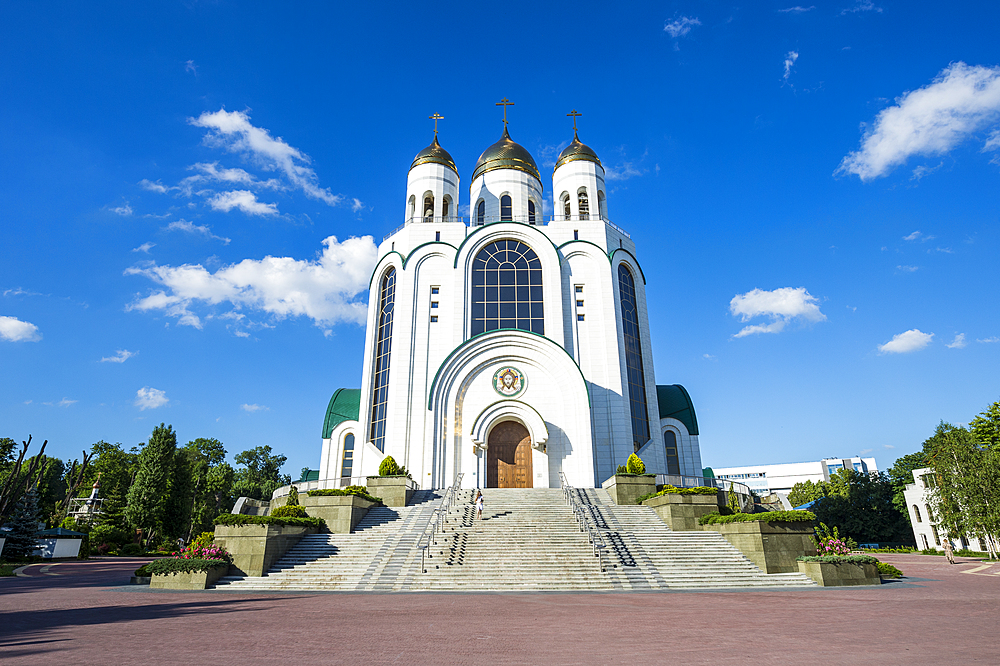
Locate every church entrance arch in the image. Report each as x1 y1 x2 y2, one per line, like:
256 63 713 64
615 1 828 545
486 421 533 488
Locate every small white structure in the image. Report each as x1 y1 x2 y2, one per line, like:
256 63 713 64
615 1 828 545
903 467 988 552
36 528 84 559
712 457 879 496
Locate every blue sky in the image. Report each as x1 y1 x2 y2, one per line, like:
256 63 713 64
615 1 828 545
2 1 998 479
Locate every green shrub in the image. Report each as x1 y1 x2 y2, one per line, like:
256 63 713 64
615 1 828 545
90 523 129 548
635 486 719 504
271 505 308 518
726 482 739 514
306 488 382 503
120 543 144 557
616 464 627 474
0 564 17 577
625 453 645 475
877 562 904 578
287 485 300 506
134 563 153 577
193 532 215 548
379 456 400 476
858 546 916 553
699 510 816 525
797 555 879 565
214 514 326 529
145 558 229 575
77 533 90 560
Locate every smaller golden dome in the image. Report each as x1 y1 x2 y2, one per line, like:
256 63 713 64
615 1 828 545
554 131 602 171
410 136 458 175
472 127 542 183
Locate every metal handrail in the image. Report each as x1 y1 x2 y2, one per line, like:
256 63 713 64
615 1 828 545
559 472 607 572
656 474 754 513
420 473 463 573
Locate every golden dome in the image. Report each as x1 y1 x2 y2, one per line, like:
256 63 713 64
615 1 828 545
410 136 458 174
554 131 601 171
472 127 541 184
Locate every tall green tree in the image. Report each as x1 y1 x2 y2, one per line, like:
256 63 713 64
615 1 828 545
232 445 290 501
3 487 41 559
969 399 1000 451
810 469 915 545
80 441 139 498
125 424 177 546
887 451 929 514
787 479 829 508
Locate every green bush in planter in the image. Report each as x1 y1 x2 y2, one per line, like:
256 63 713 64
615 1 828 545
379 456 400 476
877 562 904 578
271 505 308 518
625 453 646 475
287 485 299 506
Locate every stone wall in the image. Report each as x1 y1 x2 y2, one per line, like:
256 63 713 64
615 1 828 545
602 474 656 505
366 477 413 507
701 521 817 573
797 560 881 586
150 566 228 590
214 523 318 578
642 493 719 531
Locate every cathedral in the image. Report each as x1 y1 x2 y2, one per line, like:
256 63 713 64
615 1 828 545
317 107 702 491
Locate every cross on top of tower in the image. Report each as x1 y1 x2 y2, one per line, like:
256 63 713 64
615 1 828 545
567 109 582 132
496 98 514 126
429 113 444 136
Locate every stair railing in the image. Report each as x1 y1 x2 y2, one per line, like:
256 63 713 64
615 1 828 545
419 472 464 574
559 472 608 572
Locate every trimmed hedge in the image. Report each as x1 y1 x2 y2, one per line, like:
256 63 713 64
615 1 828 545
214 514 326 529
636 485 719 504
699 510 816 525
270 505 308 518
877 562 904 578
306 488 382 503
797 555 879 565
146 558 229 575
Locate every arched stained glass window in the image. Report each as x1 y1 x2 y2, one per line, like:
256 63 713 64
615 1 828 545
618 264 649 451
500 194 512 221
369 268 396 452
664 430 680 475
471 240 543 336
341 433 355 479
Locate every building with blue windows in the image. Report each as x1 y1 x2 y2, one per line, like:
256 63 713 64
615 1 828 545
315 116 702 490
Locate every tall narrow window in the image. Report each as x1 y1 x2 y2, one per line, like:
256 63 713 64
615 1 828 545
500 194 512 221
340 433 355 479
471 240 543 336
528 200 536 224
423 195 434 221
369 268 396 452
578 190 589 220
562 193 571 220
442 196 450 218
477 200 486 225
598 191 606 219
618 264 649 451
408 195 416 220
664 430 680 475
913 505 922 523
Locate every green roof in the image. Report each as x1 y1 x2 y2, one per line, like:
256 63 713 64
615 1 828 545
322 388 361 439
298 469 320 482
656 384 699 436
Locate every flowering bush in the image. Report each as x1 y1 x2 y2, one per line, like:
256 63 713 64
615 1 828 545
812 522 852 555
175 542 233 564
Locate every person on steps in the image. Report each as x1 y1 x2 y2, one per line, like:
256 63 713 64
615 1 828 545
475 491 484 520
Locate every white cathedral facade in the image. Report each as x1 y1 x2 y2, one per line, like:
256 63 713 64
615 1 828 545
316 117 702 491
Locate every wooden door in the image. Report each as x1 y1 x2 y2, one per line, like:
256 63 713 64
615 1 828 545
486 421 533 488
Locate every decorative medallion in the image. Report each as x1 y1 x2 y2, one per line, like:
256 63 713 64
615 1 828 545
492 366 526 397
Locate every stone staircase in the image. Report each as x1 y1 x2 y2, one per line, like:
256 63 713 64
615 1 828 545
212 487 816 592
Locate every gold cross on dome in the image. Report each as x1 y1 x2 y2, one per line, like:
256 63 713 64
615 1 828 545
496 98 514 126
567 109 582 132
429 113 444 136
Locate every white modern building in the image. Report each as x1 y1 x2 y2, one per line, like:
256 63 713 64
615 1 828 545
903 467 988 552
310 115 703 491
712 457 879 496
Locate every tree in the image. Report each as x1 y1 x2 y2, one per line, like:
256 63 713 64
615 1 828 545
25 455 68 526
233 445 290 501
125 424 177 546
969 399 1000 451
0 436 49 524
887 451 929 514
805 469 915 545
4 487 41 560
787 479 829 508
80 441 138 499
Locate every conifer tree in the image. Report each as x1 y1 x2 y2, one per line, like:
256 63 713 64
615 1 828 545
125 423 176 546
4 487 41 559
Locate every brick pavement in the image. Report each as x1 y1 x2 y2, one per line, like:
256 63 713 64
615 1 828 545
0 554 996 665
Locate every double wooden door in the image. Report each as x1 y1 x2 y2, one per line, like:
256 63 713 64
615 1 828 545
486 421 533 488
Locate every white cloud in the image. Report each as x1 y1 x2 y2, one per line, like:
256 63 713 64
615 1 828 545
837 62 1000 181
57 398 77 407
351 198 364 213
911 162 943 181
729 287 827 338
841 0 883 14
878 329 934 354
703 353 717 360
0 315 42 342
783 51 799 81
185 60 198 75
135 387 169 410
132 242 156 254
896 265 919 272
903 230 934 241
605 162 644 181
112 203 133 216
664 16 700 49
166 219 232 244
125 235 377 330
140 179 169 193
241 403 269 412
985 129 1000 151
859 448 873 454
101 349 137 363
778 5 815 12
978 336 1000 343
946 333 967 349
206 190 279 216
190 108 343 206
884 444 895 449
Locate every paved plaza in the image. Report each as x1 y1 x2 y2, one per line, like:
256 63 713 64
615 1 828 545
1 554 996 665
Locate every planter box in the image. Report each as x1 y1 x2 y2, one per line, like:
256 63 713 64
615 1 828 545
797 560 881 586
214 523 318 578
366 476 415 507
130 575 151 585
643 493 720 531
702 520 817 573
602 474 656 505
150 566 228 590
300 494 377 533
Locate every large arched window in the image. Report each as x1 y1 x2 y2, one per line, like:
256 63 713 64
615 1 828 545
369 268 396 452
618 264 649 451
913 505 922 523
500 194 512 221
471 240 543 336
664 430 681 475
340 433 355 479
476 200 486 225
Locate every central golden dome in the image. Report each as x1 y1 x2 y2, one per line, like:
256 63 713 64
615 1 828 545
472 127 541 183
410 136 458 174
